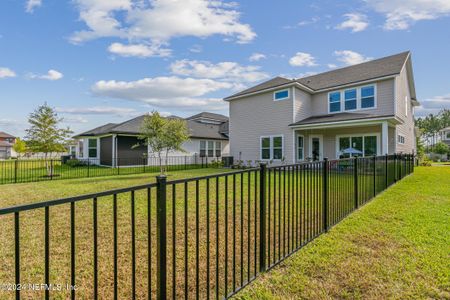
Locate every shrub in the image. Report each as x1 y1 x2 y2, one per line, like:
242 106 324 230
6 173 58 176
66 159 84 167
209 159 224 168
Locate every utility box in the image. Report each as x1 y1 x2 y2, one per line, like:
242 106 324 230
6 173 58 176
222 156 234 168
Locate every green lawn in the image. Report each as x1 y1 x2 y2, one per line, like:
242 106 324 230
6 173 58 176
235 166 450 299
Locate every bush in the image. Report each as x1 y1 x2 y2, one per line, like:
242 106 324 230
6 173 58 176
66 159 84 167
419 156 432 166
209 159 224 168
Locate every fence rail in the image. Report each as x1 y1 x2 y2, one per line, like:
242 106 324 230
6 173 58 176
0 154 414 299
0 155 216 185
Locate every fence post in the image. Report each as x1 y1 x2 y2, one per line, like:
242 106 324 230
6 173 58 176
87 159 90 178
51 160 54 180
323 158 329 232
184 156 187 170
393 154 397 182
354 157 358 209
373 155 376 197
14 160 18 183
412 154 415 173
156 175 167 300
259 162 267 272
385 154 388 188
117 158 120 175
143 157 146 173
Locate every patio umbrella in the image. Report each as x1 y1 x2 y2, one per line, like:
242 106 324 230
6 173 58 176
340 147 363 155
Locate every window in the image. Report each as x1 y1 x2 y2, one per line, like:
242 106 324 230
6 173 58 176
200 141 206 157
397 135 405 144
344 89 357 111
297 136 304 160
261 137 270 159
215 141 221 157
338 135 377 158
329 92 341 112
88 139 97 158
207 141 214 157
446 132 450 140
260 135 283 160
274 89 289 101
200 140 221 157
361 85 375 108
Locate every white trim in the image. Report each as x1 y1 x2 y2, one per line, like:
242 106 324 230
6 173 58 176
296 134 305 161
290 116 401 130
394 76 397 116
273 89 290 101
327 83 377 114
335 133 381 159
292 86 296 123
259 134 284 161
309 134 323 161
382 121 389 155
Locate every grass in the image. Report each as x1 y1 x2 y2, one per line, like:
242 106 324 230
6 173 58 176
235 166 450 299
0 159 204 185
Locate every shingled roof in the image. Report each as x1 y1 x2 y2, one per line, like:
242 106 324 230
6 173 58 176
0 131 15 139
74 113 229 140
289 112 395 127
225 51 411 100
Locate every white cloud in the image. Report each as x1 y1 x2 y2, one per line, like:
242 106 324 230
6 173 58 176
29 69 64 80
26 0 42 13
364 0 450 30
335 13 369 32
327 63 338 69
415 94 450 117
70 0 255 54
91 76 231 110
289 52 317 67
56 106 138 117
189 44 203 53
0 67 16 78
62 116 89 124
108 42 171 58
170 60 269 82
249 53 266 62
333 50 372 66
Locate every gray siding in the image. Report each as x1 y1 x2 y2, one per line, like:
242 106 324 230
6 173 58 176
310 79 395 117
229 88 294 163
395 62 416 153
293 87 312 122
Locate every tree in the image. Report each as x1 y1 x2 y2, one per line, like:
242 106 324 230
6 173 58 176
25 103 72 176
433 141 449 155
12 138 28 158
137 111 190 174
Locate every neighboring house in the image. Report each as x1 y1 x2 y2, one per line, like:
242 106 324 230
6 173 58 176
0 131 16 159
439 126 450 147
226 51 419 163
73 112 229 166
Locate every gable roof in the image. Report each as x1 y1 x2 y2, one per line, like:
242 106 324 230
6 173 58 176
0 131 15 139
225 51 411 100
74 113 229 140
186 112 229 122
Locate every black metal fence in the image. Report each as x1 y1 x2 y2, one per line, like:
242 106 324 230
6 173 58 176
0 154 414 299
0 155 216 185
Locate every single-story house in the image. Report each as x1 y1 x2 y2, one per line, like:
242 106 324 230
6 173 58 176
0 131 16 159
225 51 419 163
73 112 229 166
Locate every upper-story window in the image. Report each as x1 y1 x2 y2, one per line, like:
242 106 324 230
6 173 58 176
344 89 357 111
361 85 375 108
329 92 341 112
329 84 376 113
446 132 450 140
273 89 289 101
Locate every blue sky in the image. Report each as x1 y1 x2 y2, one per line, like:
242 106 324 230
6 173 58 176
1 0 450 137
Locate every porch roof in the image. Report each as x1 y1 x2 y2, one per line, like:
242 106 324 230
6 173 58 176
289 113 398 129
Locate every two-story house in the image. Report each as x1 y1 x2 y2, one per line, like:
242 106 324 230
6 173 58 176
0 131 16 159
225 51 419 163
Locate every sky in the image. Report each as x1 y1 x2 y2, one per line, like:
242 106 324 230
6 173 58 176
1 0 450 137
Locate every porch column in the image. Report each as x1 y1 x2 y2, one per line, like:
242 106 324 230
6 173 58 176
382 121 389 155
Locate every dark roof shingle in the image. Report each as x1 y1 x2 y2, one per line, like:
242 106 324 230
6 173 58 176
0 131 15 138
289 112 395 126
225 51 410 99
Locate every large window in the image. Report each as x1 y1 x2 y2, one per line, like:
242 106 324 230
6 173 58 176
200 140 221 157
344 89 357 111
446 132 450 140
297 135 304 160
329 92 341 112
361 86 375 108
338 135 378 158
329 84 376 113
273 89 289 101
260 135 283 160
88 138 97 158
